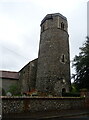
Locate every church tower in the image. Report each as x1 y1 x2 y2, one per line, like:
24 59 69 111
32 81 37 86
36 13 70 96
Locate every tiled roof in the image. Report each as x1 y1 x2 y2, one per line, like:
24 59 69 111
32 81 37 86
0 71 19 80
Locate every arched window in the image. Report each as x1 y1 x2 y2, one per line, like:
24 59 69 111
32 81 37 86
61 22 64 30
62 88 66 93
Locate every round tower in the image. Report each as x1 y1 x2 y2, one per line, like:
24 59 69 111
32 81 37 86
36 13 71 96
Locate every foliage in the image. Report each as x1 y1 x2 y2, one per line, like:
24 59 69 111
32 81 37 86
23 89 38 96
62 83 80 97
2 88 6 96
70 83 79 93
80 88 88 92
7 83 21 96
0 87 6 96
62 92 80 97
72 37 89 90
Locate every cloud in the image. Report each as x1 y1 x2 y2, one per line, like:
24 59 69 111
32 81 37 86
0 1 41 71
0 0 88 73
87 1 89 36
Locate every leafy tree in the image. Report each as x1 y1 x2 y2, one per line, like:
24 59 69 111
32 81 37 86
72 37 89 90
70 83 79 93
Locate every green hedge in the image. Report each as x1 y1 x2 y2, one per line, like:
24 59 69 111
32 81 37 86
62 92 80 97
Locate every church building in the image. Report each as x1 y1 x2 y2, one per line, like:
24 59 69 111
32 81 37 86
1 13 71 96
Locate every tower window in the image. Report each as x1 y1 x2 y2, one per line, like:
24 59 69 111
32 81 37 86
60 54 66 63
57 16 60 28
62 54 65 62
45 20 48 30
61 22 64 30
42 25 44 32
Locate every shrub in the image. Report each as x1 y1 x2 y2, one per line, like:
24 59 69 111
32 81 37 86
2 88 6 96
7 84 21 96
62 92 80 97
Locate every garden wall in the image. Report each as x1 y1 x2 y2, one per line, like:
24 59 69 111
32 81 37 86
1 96 86 114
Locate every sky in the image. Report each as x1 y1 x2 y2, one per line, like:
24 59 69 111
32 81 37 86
0 0 88 77
88 1 89 36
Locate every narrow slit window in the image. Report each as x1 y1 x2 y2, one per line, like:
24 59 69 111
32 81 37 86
42 25 44 31
61 22 64 30
45 20 48 30
62 55 65 62
60 54 66 63
57 16 60 28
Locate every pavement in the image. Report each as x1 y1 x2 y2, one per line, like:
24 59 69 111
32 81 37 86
2 109 89 120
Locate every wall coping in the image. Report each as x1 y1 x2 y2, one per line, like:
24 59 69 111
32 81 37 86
1 96 85 100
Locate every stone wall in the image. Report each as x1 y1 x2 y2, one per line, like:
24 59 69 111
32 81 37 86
19 58 38 93
2 96 85 114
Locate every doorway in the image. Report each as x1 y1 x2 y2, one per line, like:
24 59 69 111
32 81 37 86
62 88 66 96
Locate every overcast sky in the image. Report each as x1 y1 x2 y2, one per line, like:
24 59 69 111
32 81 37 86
0 0 88 76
